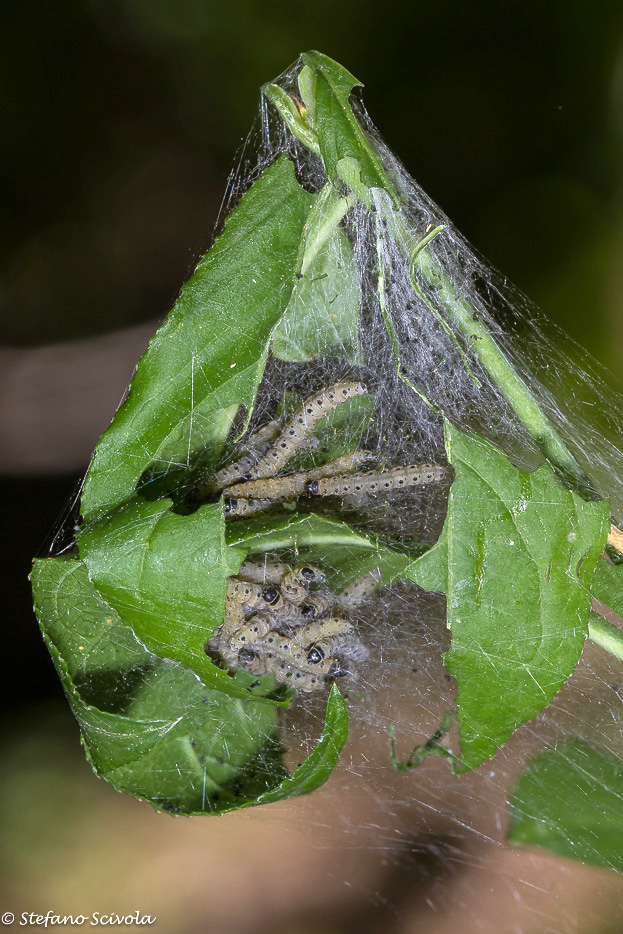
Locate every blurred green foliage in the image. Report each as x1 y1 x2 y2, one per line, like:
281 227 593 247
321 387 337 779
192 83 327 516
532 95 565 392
2 0 622 371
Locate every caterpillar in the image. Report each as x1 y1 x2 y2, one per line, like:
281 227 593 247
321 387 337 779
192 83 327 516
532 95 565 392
298 588 334 620
236 556 288 585
288 616 355 646
242 651 329 692
304 464 446 496
223 496 277 517
318 630 371 666
281 565 326 605
223 450 376 501
336 568 382 608
211 419 282 489
252 631 337 676
226 578 288 614
227 614 273 652
237 559 324 591
248 381 368 479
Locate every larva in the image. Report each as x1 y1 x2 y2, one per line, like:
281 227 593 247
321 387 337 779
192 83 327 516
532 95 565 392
237 556 287 585
243 652 327 692
207 419 282 492
253 632 336 676
298 587 334 620
227 614 273 652
236 559 324 593
205 598 246 667
320 630 370 666
289 617 354 646
223 496 277 517
226 578 287 614
230 610 353 656
227 577 316 623
281 564 325 605
304 464 446 496
336 568 382 608
223 450 376 501
248 381 368 479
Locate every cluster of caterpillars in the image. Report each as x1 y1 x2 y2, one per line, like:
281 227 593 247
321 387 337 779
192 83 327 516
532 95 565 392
207 557 379 692
200 380 445 517
203 380 446 690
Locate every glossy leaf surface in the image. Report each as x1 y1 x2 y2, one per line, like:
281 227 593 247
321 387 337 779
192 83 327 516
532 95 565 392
508 741 623 872
410 423 609 770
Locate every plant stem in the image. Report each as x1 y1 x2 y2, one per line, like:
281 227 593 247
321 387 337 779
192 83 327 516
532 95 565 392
383 205 595 495
416 246 593 493
588 615 623 663
408 225 481 388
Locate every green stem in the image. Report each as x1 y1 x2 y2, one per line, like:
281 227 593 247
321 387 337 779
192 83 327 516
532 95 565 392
588 614 623 663
388 711 455 771
382 201 594 495
416 245 593 492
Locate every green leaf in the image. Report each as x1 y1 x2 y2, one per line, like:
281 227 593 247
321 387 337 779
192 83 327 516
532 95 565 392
272 211 360 362
31 556 348 814
507 741 623 872
227 512 418 591
77 498 269 700
591 556 623 617
301 51 399 204
105 662 288 813
257 684 349 804
262 82 321 155
81 155 315 522
32 557 180 768
408 423 609 771
408 537 448 595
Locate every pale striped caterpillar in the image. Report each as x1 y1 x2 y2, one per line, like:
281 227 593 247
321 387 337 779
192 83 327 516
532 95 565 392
223 496 277 517
199 419 282 496
209 561 327 655
223 450 376 501
242 651 330 692
227 614 273 652
315 630 371 667
336 568 382 608
227 577 328 626
250 631 337 676
248 618 363 689
237 559 325 595
281 565 326 605
226 578 290 615
227 581 333 653
207 562 375 690
236 555 289 585
224 462 446 516
298 587 334 620
288 616 355 646
304 464 446 496
248 381 368 479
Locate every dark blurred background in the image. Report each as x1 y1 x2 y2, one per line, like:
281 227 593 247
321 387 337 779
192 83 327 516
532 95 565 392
3 2 623 931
